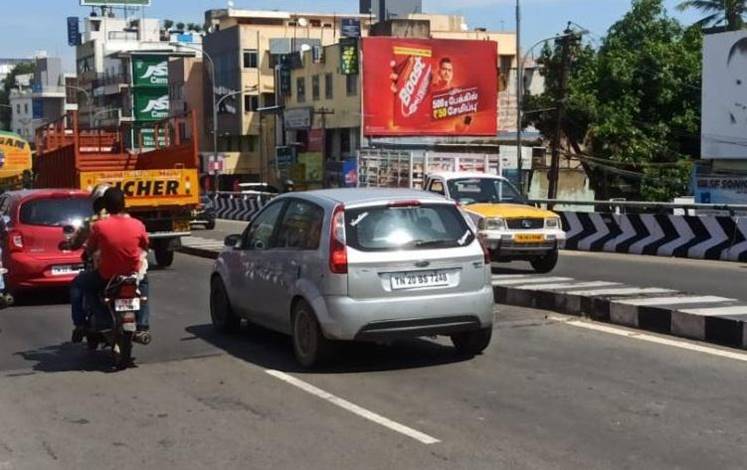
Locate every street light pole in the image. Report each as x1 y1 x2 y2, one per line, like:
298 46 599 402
170 42 219 193
66 85 92 128
515 30 579 195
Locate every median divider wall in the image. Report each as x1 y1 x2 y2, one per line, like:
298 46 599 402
207 193 271 221
559 212 747 262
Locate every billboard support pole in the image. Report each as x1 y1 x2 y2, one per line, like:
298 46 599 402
515 0 523 194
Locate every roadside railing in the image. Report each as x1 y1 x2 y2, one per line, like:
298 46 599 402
529 198 747 216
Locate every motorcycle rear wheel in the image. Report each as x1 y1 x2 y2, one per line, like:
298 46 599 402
112 333 134 370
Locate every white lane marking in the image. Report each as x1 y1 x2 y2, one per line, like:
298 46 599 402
492 277 574 286
517 281 622 291
617 296 737 307
565 287 676 297
678 306 747 316
551 317 747 363
265 369 440 445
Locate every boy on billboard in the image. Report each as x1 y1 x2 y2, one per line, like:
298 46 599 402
432 57 454 91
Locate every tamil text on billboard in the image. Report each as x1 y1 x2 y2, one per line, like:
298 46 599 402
362 37 498 136
702 31 747 159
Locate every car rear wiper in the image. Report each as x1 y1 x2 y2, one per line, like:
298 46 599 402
412 239 457 248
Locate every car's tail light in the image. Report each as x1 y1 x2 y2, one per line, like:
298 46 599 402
329 204 347 274
8 231 24 252
388 200 421 208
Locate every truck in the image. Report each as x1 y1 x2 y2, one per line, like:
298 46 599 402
356 150 565 272
33 111 200 267
0 131 33 191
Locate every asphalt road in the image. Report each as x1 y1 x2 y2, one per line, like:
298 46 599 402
197 219 747 302
1 253 746 469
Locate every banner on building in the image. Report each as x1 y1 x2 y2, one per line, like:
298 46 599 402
283 107 312 130
694 174 747 205
341 18 361 38
362 37 498 136
340 38 359 75
67 17 80 47
702 31 747 159
132 55 169 87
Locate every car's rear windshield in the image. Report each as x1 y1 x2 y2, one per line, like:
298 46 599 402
345 203 474 251
19 197 92 227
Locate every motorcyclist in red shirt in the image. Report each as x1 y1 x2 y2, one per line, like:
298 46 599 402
75 187 151 337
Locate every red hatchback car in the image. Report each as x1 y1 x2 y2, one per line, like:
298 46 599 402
0 189 92 293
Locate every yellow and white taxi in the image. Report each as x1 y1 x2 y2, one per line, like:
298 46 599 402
424 172 565 273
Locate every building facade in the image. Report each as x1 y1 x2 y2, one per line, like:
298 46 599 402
202 8 374 188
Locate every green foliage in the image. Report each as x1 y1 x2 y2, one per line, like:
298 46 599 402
0 62 36 131
524 0 702 201
677 0 746 31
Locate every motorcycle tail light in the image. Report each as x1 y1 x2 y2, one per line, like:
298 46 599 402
118 284 138 298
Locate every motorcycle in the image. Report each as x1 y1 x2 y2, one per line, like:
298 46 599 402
61 224 151 370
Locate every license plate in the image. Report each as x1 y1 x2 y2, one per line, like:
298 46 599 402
122 322 137 332
391 270 449 290
51 265 83 276
115 298 141 312
514 234 544 243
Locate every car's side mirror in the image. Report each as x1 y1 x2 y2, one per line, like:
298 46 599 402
224 234 241 248
62 225 76 240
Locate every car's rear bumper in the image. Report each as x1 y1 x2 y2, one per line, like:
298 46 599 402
315 286 495 341
7 253 82 290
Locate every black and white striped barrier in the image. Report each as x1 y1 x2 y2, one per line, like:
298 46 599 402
559 212 747 262
206 193 273 221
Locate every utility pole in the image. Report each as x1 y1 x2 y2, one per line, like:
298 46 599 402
315 106 335 187
515 0 522 193
548 24 574 206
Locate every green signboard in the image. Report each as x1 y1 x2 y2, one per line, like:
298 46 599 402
81 0 151 6
340 38 359 75
134 88 169 121
135 127 168 148
132 55 169 87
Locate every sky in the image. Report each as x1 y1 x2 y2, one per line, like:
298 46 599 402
0 0 702 71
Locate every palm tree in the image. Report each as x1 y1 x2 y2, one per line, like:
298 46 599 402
677 0 746 31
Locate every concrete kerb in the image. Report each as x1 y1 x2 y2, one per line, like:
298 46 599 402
494 284 747 350
177 245 220 260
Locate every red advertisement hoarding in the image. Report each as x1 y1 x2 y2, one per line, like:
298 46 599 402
362 37 498 136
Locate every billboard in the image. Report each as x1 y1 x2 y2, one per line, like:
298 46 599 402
702 31 747 159
132 56 169 87
81 0 151 6
134 88 169 121
362 37 498 136
0 132 32 179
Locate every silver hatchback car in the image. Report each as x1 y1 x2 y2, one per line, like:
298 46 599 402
210 188 495 367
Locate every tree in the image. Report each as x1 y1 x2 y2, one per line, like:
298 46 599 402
524 0 702 201
0 62 35 131
186 23 203 33
175 22 185 32
163 19 174 31
677 0 745 31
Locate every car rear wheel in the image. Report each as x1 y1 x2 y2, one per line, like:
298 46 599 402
154 247 175 268
530 249 559 273
292 300 334 368
210 277 241 333
451 327 492 356
205 219 216 230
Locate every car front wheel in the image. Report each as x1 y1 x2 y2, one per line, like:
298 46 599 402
530 249 559 273
210 277 241 333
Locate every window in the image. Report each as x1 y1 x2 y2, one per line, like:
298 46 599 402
241 201 284 250
446 178 523 205
275 199 324 250
312 75 320 101
24 104 28 114
346 74 357 96
429 180 445 196
243 49 259 68
20 197 92 227
244 94 259 112
240 135 256 152
345 204 474 252
16 105 20 114
296 77 306 103
262 93 276 107
325 73 333 99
